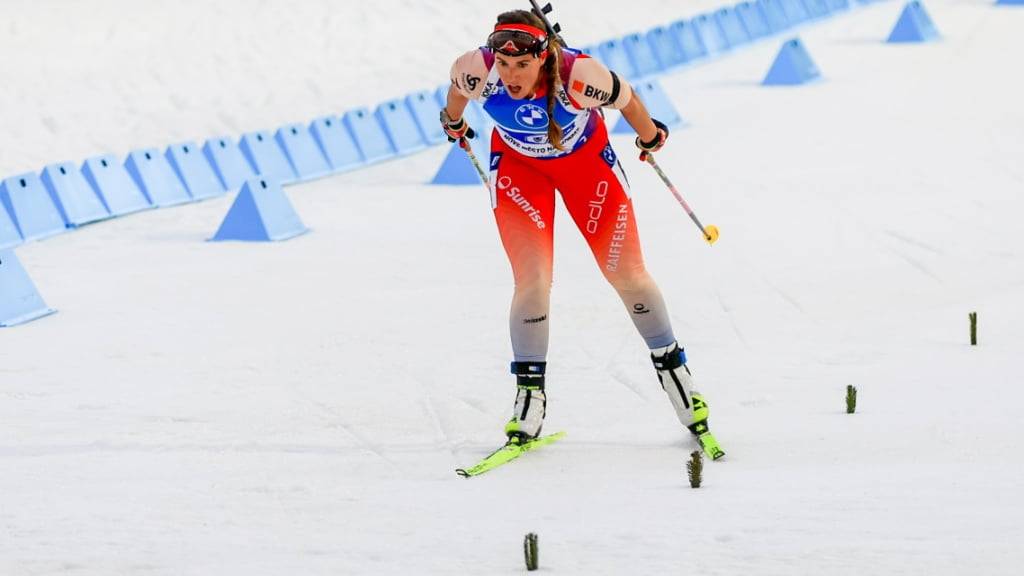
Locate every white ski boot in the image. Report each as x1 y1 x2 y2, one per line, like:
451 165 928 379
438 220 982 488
504 361 547 444
651 342 723 459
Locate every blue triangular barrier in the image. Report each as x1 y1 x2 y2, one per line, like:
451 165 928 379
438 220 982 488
275 123 331 181
737 2 772 40
430 137 491 186
598 38 638 79
211 179 308 242
166 142 225 201
670 19 709 63
826 0 851 11
758 0 793 33
763 38 821 85
343 107 394 164
716 7 751 48
375 99 428 156
622 33 662 79
780 0 811 23
405 91 448 146
81 154 151 216
240 131 298 185
309 116 364 173
0 196 22 249
887 2 940 43
203 137 256 191
0 173 66 242
694 13 730 55
0 249 56 327
645 26 686 70
41 162 111 227
803 0 832 18
433 85 495 135
614 78 684 134
125 148 192 207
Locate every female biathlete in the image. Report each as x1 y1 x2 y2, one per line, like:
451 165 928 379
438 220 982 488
441 9 723 459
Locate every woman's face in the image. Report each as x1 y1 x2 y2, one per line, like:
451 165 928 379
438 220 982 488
494 52 544 99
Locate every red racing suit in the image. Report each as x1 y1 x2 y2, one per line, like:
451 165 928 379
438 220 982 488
451 47 675 362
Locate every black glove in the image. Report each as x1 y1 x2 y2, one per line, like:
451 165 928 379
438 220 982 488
440 109 476 143
635 118 669 161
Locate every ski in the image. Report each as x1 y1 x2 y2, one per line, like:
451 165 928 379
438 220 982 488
697 431 725 460
456 431 566 478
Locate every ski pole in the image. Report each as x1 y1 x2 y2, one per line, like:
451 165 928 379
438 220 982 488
458 137 492 195
645 153 719 245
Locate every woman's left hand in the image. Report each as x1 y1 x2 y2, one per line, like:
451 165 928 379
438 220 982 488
635 118 669 161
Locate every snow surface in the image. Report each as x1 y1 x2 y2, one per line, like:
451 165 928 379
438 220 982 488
3 1 1024 574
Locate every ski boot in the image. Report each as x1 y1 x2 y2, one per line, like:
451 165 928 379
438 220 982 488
651 342 725 460
504 361 547 446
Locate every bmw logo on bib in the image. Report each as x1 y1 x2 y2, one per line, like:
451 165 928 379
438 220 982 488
601 144 617 167
514 104 549 129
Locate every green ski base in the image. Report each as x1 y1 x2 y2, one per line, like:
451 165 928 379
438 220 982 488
456 431 566 478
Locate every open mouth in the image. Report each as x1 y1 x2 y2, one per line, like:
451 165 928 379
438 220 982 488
508 85 523 96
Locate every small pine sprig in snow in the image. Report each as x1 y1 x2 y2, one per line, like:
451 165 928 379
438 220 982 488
687 450 703 488
846 385 857 414
523 532 538 571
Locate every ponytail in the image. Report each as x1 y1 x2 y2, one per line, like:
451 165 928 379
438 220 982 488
543 43 565 151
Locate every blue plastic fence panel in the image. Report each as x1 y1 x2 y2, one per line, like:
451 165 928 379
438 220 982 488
434 83 451 110
636 78 683 127
622 33 662 78
0 173 66 242
803 0 832 19
375 99 428 156
645 26 686 69
165 142 224 201
81 154 151 216
578 45 597 56
405 90 448 145
125 148 192 207
716 7 751 48
275 123 331 181
597 38 637 79
434 84 494 135
736 2 771 39
612 77 684 133
781 0 811 23
240 131 298 185
759 0 792 32
0 248 56 327
342 108 394 164
203 137 255 191
0 201 20 249
694 13 730 55
826 0 850 11
670 19 709 63
41 162 110 227
309 116 364 173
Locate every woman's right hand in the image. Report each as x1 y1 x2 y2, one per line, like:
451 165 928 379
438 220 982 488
440 109 476 142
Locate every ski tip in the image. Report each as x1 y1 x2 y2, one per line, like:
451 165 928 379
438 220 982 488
455 468 470 478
